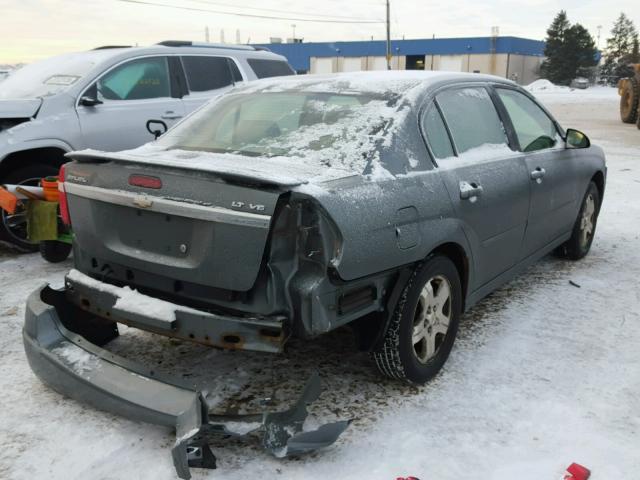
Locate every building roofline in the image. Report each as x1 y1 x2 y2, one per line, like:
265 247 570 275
252 36 545 72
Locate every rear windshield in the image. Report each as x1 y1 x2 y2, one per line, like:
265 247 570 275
157 91 402 174
247 59 294 79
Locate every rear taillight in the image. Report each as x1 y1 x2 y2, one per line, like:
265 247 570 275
58 163 71 225
129 174 162 189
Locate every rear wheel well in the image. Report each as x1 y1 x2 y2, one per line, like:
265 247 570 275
431 242 470 310
0 147 68 182
355 242 470 352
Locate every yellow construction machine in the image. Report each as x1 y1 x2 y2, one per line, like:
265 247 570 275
619 64 640 127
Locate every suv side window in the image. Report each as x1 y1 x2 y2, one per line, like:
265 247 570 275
246 59 295 79
436 87 509 155
421 102 454 160
496 88 559 152
98 57 170 101
228 59 243 83
181 56 235 92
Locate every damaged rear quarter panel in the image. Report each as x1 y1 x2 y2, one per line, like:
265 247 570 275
301 160 471 285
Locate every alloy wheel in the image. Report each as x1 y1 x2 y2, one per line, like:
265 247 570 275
579 193 596 249
411 275 452 364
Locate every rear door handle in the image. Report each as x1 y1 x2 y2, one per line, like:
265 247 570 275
459 181 484 200
161 111 182 120
530 167 546 181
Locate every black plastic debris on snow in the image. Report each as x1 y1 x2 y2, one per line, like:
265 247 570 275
172 372 351 479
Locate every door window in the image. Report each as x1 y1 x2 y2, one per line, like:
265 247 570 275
246 59 295 78
181 56 236 92
97 57 170 101
421 103 454 160
496 88 559 152
436 87 509 156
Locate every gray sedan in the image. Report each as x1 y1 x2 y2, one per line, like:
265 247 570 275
24 71 605 475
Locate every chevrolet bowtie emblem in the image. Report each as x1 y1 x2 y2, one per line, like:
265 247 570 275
133 195 153 208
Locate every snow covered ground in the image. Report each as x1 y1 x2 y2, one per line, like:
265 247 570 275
1 86 639 480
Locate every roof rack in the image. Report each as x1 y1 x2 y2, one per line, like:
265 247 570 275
156 40 256 51
93 45 132 50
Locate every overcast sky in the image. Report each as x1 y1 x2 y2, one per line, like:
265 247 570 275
1 0 638 64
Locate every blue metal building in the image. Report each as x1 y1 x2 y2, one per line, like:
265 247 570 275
253 36 546 84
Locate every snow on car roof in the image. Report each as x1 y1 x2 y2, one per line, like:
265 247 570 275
236 70 508 99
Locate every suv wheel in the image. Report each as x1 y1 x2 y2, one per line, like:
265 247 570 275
373 255 462 385
0 164 58 252
556 181 600 260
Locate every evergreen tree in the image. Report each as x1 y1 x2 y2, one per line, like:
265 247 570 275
541 11 571 84
601 12 639 83
540 12 598 85
632 37 640 63
565 24 598 78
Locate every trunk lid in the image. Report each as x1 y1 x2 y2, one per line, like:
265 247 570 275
64 150 297 292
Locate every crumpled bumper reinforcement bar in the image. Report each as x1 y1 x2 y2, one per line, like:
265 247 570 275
23 284 350 479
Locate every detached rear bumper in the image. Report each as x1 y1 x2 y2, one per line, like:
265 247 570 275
24 284 208 477
23 285 349 479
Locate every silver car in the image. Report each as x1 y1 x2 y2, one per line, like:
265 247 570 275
0 41 294 249
570 77 589 89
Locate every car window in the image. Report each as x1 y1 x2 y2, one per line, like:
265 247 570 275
181 56 235 92
187 93 366 151
436 87 509 155
246 59 295 79
228 59 243 82
497 88 559 152
421 103 454 160
156 91 398 176
98 57 170 101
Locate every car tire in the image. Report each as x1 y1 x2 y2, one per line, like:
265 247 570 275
39 241 72 263
0 164 58 252
372 254 462 385
556 181 600 260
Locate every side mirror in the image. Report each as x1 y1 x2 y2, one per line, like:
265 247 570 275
79 96 103 107
565 129 590 149
79 84 102 107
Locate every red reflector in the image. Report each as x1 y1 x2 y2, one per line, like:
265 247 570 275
129 175 162 189
564 463 591 480
58 163 71 225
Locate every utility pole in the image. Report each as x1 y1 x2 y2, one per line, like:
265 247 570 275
385 0 391 70
597 25 602 49
291 24 296 41
205 25 210 43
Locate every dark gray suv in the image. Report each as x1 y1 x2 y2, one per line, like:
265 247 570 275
23 71 605 477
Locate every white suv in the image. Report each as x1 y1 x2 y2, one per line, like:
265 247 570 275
0 41 294 249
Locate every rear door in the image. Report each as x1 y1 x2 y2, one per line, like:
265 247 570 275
179 55 242 115
76 56 185 151
423 85 531 288
493 87 579 257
